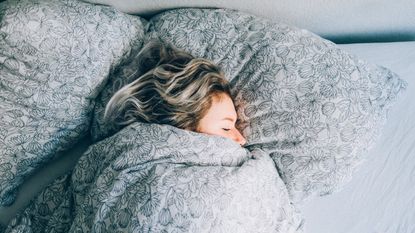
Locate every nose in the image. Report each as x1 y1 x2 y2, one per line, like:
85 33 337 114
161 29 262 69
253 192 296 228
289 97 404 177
232 128 247 146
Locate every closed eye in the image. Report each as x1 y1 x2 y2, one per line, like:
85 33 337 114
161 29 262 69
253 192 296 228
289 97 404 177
222 128 230 131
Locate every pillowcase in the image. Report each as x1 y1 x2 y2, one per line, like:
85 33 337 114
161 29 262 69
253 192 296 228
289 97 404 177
144 8 407 204
0 0 146 206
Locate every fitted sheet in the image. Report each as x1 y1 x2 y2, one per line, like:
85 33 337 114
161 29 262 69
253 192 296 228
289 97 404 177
302 41 415 233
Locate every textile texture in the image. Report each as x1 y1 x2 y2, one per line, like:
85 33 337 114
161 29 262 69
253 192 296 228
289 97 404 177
6 123 304 232
1 4 407 233
138 8 406 203
0 0 146 206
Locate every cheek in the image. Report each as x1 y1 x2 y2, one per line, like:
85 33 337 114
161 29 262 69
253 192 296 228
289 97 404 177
198 125 221 136
197 122 226 137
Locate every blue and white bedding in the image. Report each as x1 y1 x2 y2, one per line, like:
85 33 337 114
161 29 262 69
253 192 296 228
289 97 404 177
0 0 412 232
2 42 413 233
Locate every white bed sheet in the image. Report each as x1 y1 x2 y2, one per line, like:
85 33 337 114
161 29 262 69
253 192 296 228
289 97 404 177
302 41 415 233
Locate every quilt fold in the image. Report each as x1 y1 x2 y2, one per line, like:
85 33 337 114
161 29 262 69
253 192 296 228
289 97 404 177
5 122 304 232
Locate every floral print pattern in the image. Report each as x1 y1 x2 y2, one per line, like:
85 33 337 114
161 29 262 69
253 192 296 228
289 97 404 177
0 0 146 206
6 123 304 232
146 8 407 203
5 174 73 233
1 4 407 233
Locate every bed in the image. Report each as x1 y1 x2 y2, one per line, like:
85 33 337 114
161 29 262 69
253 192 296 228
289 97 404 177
0 0 414 232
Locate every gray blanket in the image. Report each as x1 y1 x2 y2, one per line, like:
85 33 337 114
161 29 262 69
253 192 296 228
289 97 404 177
5 122 303 232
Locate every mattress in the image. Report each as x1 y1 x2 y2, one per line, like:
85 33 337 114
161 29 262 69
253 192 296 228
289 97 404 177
301 41 415 233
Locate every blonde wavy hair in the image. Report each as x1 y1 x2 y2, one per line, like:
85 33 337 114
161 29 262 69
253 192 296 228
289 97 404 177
104 40 232 131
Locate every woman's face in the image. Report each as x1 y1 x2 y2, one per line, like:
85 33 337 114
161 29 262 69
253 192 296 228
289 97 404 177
196 93 247 146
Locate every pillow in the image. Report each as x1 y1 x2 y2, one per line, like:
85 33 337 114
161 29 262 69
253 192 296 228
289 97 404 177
0 0 146 206
144 8 407 204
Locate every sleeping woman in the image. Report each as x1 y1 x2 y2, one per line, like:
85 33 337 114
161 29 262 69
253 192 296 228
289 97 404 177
104 40 247 146
4 41 302 233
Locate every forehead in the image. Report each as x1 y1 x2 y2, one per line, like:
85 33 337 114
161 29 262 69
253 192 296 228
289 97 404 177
206 93 237 119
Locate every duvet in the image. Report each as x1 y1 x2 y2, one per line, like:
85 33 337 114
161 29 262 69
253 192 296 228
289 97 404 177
4 122 304 233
